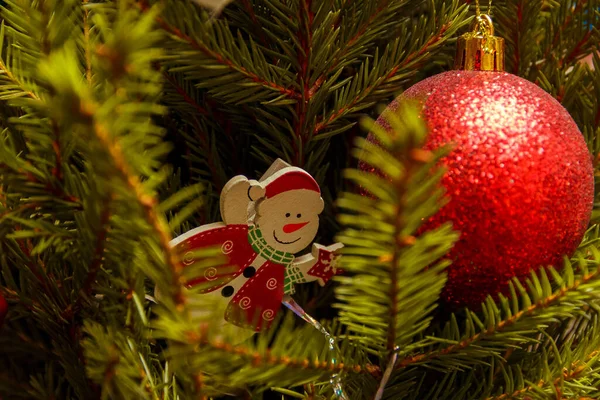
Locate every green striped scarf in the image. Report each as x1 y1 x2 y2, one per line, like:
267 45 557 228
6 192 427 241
248 226 295 266
248 226 301 294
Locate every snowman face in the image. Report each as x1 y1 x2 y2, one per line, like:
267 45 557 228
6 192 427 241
255 190 324 253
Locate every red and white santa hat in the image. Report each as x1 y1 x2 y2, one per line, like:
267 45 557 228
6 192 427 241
264 167 321 199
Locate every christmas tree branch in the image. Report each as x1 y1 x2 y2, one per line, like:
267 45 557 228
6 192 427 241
314 21 456 136
181 326 367 376
292 0 313 166
13 231 56 297
563 30 593 67
50 121 62 181
32 2 190 309
192 372 208 400
0 54 40 101
336 105 458 368
0 372 35 397
545 1 584 63
61 199 112 321
11 167 80 204
394 249 600 373
82 0 93 86
3 321 50 355
594 97 600 135
383 151 434 351
491 1 539 77
91 120 186 306
152 308 374 395
161 71 234 196
239 0 274 61
486 351 597 400
136 0 299 100
190 119 226 192
0 8 79 208
511 1 524 75
0 201 38 221
163 72 210 117
0 0 82 99
83 320 159 400
309 0 391 95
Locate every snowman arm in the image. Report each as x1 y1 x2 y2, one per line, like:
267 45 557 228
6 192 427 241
291 254 320 282
283 255 318 294
287 243 344 289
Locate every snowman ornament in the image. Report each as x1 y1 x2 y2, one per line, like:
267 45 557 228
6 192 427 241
170 160 343 337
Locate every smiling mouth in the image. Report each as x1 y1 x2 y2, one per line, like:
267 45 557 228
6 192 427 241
273 230 301 244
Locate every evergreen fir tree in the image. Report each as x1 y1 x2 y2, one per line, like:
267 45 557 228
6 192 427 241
1 0 600 398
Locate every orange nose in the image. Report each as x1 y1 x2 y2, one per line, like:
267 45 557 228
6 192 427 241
283 222 309 233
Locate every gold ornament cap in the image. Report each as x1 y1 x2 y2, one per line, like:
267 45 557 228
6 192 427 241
454 14 505 72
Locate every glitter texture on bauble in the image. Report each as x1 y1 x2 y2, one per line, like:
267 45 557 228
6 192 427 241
363 70 594 309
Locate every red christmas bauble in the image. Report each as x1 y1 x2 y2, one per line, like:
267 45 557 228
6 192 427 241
364 71 594 309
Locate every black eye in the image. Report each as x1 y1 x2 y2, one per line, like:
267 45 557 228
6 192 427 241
297 214 302 218
285 213 290 217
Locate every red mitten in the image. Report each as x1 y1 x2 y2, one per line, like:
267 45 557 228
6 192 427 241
307 243 343 285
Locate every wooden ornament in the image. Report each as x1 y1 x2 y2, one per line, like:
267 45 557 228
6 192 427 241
168 159 343 335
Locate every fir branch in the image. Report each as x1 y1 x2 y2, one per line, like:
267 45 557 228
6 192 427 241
163 72 210 117
0 164 81 204
153 306 374 396
563 29 593 67
594 75 600 133
314 19 459 136
239 0 274 62
383 151 439 351
0 201 38 221
292 0 313 165
181 326 365 376
38 0 51 56
91 120 186 306
13 227 59 300
486 354 595 400
544 1 585 63
0 372 34 396
161 71 236 192
136 0 299 100
1 0 83 95
335 104 458 359
512 1 524 75
52 2 190 308
82 0 93 86
309 0 392 95
6 324 50 355
83 321 156 400
190 119 226 192
393 252 600 373
192 372 208 400
0 48 40 101
62 199 112 321
50 121 62 181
